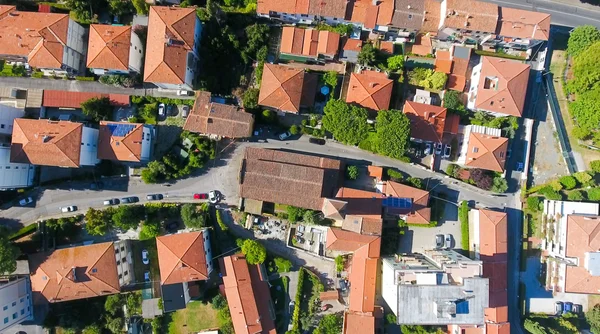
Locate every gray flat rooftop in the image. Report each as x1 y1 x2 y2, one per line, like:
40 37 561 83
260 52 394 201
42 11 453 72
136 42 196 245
396 277 489 325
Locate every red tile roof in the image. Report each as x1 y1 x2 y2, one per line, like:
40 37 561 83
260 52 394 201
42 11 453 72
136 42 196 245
411 34 433 56
97 121 144 162
343 312 376 334
29 242 120 303
0 6 70 69
346 70 393 111
11 119 82 168
280 27 340 58
335 187 384 221
221 254 276 334
350 0 379 29
87 24 131 71
473 57 530 117
498 7 550 41
379 41 395 54
256 0 309 15
403 101 452 143
478 209 508 262
383 181 431 224
367 165 383 179
448 74 467 91
465 132 509 172
443 0 499 33
258 64 317 113
184 91 254 138
308 0 348 18
348 247 378 312
240 147 343 210
42 90 130 108
326 228 381 258
157 231 209 285
390 0 425 31
564 215 600 294
144 6 197 85
486 322 510 334
342 38 363 52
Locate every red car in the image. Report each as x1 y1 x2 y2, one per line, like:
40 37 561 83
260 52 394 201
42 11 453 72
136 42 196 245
193 193 208 199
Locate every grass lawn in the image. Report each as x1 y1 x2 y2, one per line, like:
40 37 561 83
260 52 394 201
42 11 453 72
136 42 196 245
132 239 160 296
167 301 219 334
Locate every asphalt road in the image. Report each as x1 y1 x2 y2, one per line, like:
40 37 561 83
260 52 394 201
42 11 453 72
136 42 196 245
483 0 600 28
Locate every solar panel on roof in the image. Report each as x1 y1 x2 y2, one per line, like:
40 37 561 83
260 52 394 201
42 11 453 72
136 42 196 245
383 197 413 209
107 123 135 137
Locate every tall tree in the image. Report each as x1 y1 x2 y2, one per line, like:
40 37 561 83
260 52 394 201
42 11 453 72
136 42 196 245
375 109 411 159
568 25 600 56
84 208 114 236
587 304 600 334
358 43 376 66
567 41 600 94
322 99 369 145
0 233 19 274
81 97 112 122
240 239 266 264
313 314 342 334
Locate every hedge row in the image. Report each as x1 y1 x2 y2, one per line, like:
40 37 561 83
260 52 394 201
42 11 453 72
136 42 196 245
291 268 306 331
216 209 228 231
9 223 37 241
459 201 469 252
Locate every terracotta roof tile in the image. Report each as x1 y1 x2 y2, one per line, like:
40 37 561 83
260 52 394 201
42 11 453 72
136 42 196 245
390 0 425 30
343 312 375 334
157 231 209 285
383 181 432 224
184 91 254 138
322 198 348 221
379 41 395 54
367 165 383 179
422 0 442 32
403 101 449 143
317 30 341 56
281 27 340 58
346 70 393 111
97 121 144 162
375 0 395 26
326 228 380 257
478 209 508 261
259 64 317 113
564 215 600 294
443 0 499 33
448 74 466 91
473 57 530 117
221 254 276 334
435 59 453 74
29 242 120 303
411 34 433 56
465 132 508 172
87 24 131 71
320 290 340 301
498 7 550 41
485 305 508 323
144 6 197 85
43 90 130 108
486 322 510 334
240 147 343 210
257 0 309 15
348 254 378 312
341 215 383 235
11 119 82 168
0 6 70 69
342 38 363 52
350 0 379 29
308 0 348 18
335 187 384 220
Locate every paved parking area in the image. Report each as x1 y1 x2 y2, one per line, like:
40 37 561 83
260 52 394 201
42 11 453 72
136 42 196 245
531 103 569 184
398 201 462 253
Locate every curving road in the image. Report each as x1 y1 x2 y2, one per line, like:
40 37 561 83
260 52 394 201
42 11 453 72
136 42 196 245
484 0 600 28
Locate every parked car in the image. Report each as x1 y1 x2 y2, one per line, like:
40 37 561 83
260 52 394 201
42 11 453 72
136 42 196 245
209 190 219 203
309 137 326 145
435 142 443 155
424 143 432 155
289 301 295 316
19 197 33 206
146 194 163 201
142 249 149 265
167 104 174 116
165 221 179 232
158 103 166 118
193 193 208 199
564 302 573 314
555 301 564 315
339 280 347 291
177 90 191 96
182 105 190 118
278 131 291 140
121 196 139 204
443 144 451 158
144 271 150 282
572 304 582 315
321 304 332 311
444 234 453 249
103 198 120 206
435 234 444 249
60 206 77 213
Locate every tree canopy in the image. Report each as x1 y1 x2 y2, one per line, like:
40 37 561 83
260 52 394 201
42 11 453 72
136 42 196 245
420 71 447 90
358 43 376 66
387 55 404 72
81 97 112 122
322 99 369 146
567 41 600 95
313 314 342 334
568 25 600 56
0 233 19 274
240 239 267 264
568 88 600 131
375 109 411 159
181 203 208 229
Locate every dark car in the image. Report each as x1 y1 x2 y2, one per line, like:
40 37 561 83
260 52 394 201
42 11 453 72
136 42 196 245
146 194 164 201
121 196 139 204
165 221 179 232
435 234 444 249
573 304 582 315
103 198 120 206
309 137 326 145
555 301 563 315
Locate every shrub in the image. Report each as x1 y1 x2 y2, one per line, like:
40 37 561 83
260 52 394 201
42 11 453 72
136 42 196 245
387 169 403 181
567 190 585 201
335 255 344 272
75 76 95 81
491 177 508 193
574 171 594 185
526 196 541 212
446 164 460 178
240 239 267 264
346 165 359 180
291 269 305 331
459 201 469 251
286 206 306 223
407 177 423 189
543 190 562 200
550 179 563 191
559 175 578 190
289 125 299 135
216 209 228 231
273 257 292 272
588 188 600 201
591 160 600 173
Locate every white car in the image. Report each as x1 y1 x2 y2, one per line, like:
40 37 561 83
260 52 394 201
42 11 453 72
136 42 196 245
158 103 166 117
19 197 33 206
177 90 191 96
60 206 77 213
142 249 149 265
208 190 219 203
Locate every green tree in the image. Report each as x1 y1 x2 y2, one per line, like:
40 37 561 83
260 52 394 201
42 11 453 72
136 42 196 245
420 71 448 90
242 24 270 64
212 294 227 310
289 125 299 135
286 206 306 223
322 71 338 91
443 90 463 110
132 0 149 15
108 0 132 16
588 188 600 201
243 88 259 109
274 257 292 272
104 295 123 316
335 255 344 272
375 109 411 159
524 319 548 334
261 110 277 124
358 43 376 66
591 160 600 173
526 196 541 212
491 177 508 193
550 179 563 191
112 205 144 231
587 304 600 334
105 316 124 334
567 42 600 94
407 177 423 189
125 293 142 316
84 208 113 236
572 126 592 140
81 97 112 122
386 55 404 71
574 171 593 185
82 324 102 334
0 234 19 274
568 25 600 56
559 175 578 190
302 210 321 225
446 163 460 178
346 165 359 180
313 314 342 334
322 99 369 145
240 239 267 264
333 24 354 36
568 190 585 201
181 204 207 229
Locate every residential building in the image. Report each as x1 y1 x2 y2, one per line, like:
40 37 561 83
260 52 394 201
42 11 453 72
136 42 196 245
42 90 130 109
346 70 393 112
422 0 442 33
467 56 530 117
437 0 499 44
239 147 343 212
10 119 99 168
382 250 489 325
0 277 33 333
257 0 349 25
470 208 510 334
0 6 86 74
387 0 425 33
157 231 212 312
402 101 459 144
29 241 133 303
334 187 385 225
456 125 509 173
258 63 317 114
280 27 340 61
144 6 202 90
382 181 431 224
0 104 34 190
495 7 550 50
447 46 471 92
220 254 277 334
340 38 363 63
97 121 153 163
540 200 600 294
183 91 254 139
87 24 144 75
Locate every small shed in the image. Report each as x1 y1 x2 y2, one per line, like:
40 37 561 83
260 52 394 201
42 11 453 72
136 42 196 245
320 290 340 302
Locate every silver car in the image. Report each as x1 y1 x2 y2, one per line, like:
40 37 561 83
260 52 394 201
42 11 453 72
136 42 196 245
444 234 453 249
435 234 444 249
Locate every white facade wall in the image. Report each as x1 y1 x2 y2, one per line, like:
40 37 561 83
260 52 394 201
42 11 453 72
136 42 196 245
0 147 35 189
381 259 399 317
141 125 153 162
79 127 100 166
0 278 33 333
0 104 24 135
129 31 144 74
63 19 87 73
114 240 135 286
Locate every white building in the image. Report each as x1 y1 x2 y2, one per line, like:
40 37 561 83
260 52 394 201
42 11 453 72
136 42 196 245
0 277 33 333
